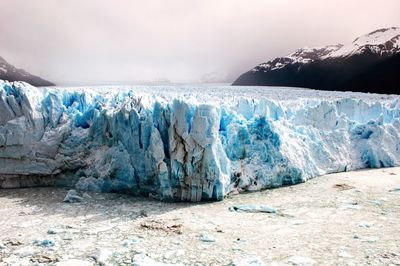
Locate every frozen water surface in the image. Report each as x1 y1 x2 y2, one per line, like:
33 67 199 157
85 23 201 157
0 80 399 201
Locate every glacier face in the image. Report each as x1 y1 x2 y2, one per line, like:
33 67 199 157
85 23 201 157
0 80 399 201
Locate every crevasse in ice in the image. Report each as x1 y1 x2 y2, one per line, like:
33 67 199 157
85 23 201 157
1 80 399 201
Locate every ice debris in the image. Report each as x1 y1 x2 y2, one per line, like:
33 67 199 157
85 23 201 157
232 256 265 266
91 248 112 265
288 255 317 265
353 235 379 242
47 228 65 234
63 190 84 203
56 259 92 266
1 80 399 201
389 187 400 193
369 199 383 206
15 246 36 257
358 221 373 228
82 192 92 199
291 219 305 226
340 203 362 210
32 239 55 247
338 251 353 258
122 238 142 247
360 236 379 243
229 204 277 213
199 232 216 242
132 253 166 266
12 219 43 228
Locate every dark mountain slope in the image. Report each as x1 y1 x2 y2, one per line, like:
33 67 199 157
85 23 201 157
0 56 54 86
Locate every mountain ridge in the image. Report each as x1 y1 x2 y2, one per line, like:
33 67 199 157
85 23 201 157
0 56 54 86
233 27 400 94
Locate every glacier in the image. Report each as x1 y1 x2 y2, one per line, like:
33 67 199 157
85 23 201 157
0 80 399 201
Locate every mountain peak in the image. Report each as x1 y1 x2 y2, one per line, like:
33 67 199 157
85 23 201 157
0 56 7 64
251 27 400 69
327 27 400 58
233 27 400 94
0 56 54 86
359 27 400 42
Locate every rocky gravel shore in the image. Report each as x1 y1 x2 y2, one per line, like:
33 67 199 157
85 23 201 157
0 167 399 265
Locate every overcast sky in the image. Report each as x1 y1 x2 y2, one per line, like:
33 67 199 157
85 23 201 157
1 0 399 85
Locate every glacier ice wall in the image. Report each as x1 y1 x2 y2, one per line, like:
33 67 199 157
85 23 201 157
1 80 399 201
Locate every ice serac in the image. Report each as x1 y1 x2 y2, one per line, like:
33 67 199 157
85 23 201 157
1 80 399 201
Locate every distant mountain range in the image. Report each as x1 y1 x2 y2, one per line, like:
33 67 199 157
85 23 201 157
233 27 400 94
0 56 54 86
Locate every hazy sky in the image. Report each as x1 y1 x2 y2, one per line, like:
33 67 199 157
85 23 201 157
1 0 399 85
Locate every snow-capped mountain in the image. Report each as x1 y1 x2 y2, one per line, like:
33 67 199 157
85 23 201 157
325 27 400 58
0 56 54 86
233 27 400 94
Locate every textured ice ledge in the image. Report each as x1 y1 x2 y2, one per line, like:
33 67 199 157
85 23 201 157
1 80 399 201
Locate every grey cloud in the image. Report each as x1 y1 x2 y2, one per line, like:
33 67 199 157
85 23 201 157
1 0 399 85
